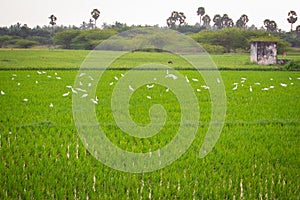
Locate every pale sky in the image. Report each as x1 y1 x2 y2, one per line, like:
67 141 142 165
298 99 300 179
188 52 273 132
0 0 299 31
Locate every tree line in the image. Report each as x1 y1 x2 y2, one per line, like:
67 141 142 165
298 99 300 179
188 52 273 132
0 7 299 52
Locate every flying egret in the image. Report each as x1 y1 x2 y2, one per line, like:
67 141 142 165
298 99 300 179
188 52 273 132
129 85 134 92
165 74 177 80
62 92 70 97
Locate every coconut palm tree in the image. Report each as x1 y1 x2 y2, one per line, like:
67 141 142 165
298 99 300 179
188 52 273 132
213 14 222 29
49 14 57 26
287 11 297 31
236 14 249 28
202 14 211 27
197 7 205 26
91 9 100 28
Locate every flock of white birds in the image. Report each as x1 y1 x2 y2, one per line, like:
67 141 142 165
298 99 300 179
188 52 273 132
1 70 299 109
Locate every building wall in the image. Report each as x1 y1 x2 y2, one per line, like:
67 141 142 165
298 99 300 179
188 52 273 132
250 41 277 65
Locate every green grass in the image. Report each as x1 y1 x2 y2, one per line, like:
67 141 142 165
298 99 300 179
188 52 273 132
0 50 299 199
1 49 300 70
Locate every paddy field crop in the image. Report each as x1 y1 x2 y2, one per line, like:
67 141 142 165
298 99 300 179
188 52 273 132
0 49 299 199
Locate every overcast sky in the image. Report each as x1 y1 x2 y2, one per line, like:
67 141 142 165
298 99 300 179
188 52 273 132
0 0 299 31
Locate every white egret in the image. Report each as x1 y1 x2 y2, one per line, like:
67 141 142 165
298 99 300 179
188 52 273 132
62 92 70 97
254 82 261 85
129 85 134 91
56 77 62 80
146 84 154 89
66 85 72 89
37 71 42 75
249 86 253 92
71 88 78 94
114 76 118 81
79 73 86 77
196 89 201 92
289 77 292 80
201 85 210 90
147 96 152 99
81 94 88 98
91 98 98 104
35 80 38 84
50 103 53 108
88 83 92 87
23 98 28 102
232 85 238 90
192 78 199 82
47 75 52 78
165 74 178 80
76 88 87 93
109 82 114 86
120 73 124 77
12 74 17 77
262 88 269 91
217 78 221 84
185 76 190 83
79 81 83 86
17 83 20 86
1 91 5 95
165 88 170 92
269 86 275 89
280 83 288 87
88 76 94 81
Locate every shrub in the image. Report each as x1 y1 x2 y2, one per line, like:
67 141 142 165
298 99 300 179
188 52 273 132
284 60 300 70
199 43 225 54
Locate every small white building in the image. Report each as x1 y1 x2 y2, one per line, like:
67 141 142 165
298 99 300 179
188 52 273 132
250 41 277 65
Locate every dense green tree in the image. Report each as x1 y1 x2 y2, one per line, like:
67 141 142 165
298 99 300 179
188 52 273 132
287 11 297 31
91 9 100 28
197 7 205 26
54 30 81 49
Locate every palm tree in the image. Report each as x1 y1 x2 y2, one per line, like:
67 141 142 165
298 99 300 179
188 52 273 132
264 19 277 32
91 9 100 28
202 14 211 27
49 14 57 26
221 14 234 28
166 11 186 28
49 14 57 47
287 11 297 31
236 14 249 28
213 14 222 29
197 7 205 26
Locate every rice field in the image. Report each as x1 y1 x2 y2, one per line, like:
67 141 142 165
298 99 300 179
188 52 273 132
0 50 299 199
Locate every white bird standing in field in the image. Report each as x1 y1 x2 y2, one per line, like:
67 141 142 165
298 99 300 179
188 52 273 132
1 90 5 95
185 76 190 83
23 98 28 102
62 92 70 97
81 94 88 98
50 103 53 108
146 84 154 89
129 85 134 92
280 83 288 87
165 74 177 80
249 86 253 92
232 84 238 91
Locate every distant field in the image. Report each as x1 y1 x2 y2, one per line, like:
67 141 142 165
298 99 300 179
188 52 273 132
0 49 299 70
0 49 299 199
